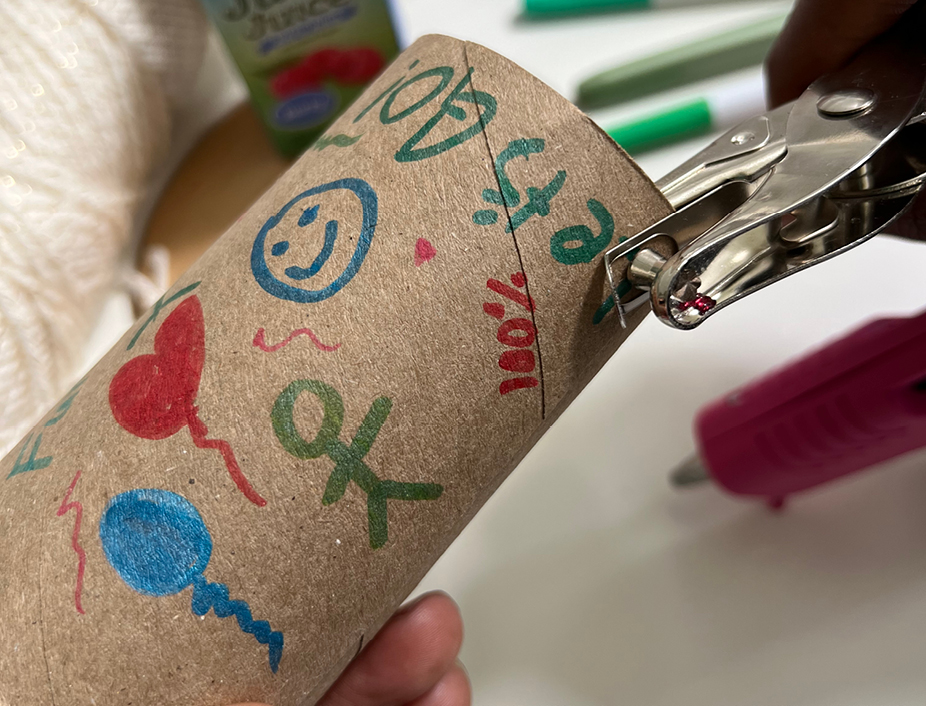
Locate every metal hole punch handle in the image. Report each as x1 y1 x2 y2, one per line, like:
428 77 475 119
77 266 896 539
604 17 926 330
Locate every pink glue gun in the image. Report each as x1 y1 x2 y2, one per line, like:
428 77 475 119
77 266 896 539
672 309 926 506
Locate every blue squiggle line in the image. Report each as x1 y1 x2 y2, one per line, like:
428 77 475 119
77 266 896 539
191 575 284 673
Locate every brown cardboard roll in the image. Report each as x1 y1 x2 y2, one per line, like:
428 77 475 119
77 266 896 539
0 35 670 706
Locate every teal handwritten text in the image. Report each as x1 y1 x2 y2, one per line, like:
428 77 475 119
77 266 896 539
473 138 566 232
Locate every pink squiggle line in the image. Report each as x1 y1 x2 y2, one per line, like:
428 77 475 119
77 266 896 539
56 470 86 615
186 411 267 508
253 327 342 353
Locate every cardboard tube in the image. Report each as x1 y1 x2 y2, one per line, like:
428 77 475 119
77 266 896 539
0 35 671 705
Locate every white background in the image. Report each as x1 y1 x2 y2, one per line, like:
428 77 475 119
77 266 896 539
90 1 926 703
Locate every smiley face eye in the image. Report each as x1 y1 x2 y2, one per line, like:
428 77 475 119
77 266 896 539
299 204 319 226
272 204 323 260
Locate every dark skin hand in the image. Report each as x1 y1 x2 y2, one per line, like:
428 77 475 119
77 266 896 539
766 0 926 240
231 592 470 706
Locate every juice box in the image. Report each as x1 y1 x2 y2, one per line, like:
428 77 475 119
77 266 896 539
200 0 401 157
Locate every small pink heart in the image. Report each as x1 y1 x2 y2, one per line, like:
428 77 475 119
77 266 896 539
414 238 436 267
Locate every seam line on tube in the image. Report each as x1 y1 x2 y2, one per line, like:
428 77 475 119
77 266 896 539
463 42 547 418
37 474 59 705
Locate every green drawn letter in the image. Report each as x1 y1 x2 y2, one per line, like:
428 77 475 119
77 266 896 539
128 281 201 350
312 134 363 151
7 431 52 479
44 376 87 426
550 199 615 265
484 138 545 208
271 380 443 548
380 67 455 124
394 68 498 163
474 138 567 232
271 380 344 460
353 76 404 124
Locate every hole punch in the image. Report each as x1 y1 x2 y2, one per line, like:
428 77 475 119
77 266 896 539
604 19 926 330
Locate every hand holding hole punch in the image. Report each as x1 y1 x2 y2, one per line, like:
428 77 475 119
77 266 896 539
767 0 926 240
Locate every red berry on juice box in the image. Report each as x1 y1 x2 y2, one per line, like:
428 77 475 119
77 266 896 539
293 61 324 87
308 48 345 77
269 69 303 100
335 47 385 84
270 61 324 99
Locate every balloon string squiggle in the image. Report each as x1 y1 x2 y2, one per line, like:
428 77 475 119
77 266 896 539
190 574 284 673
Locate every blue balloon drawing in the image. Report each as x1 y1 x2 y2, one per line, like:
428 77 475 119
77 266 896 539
99 489 284 673
251 177 378 304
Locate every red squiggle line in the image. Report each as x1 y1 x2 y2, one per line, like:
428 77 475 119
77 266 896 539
253 327 341 353
56 470 86 615
187 413 267 507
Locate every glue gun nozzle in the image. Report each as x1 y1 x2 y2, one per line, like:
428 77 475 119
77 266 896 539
670 455 710 488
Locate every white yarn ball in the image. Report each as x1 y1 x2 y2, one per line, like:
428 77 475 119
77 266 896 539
0 0 208 456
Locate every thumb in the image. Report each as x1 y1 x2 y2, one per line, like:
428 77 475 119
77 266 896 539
766 0 918 106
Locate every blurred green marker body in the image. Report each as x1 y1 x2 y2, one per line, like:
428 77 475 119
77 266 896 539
577 12 786 109
607 73 766 154
525 0 647 15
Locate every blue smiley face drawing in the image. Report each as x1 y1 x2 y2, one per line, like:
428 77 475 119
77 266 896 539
251 178 379 303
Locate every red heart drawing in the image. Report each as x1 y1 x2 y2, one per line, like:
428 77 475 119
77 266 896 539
110 296 266 506
110 297 204 439
414 238 436 267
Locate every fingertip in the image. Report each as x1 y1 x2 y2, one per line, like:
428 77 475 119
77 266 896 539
318 590 465 706
402 591 464 656
406 663 472 706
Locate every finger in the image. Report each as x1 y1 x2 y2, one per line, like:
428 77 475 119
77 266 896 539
404 663 472 706
318 591 464 706
766 0 918 106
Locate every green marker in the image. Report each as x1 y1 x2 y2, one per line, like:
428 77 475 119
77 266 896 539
607 74 766 154
577 12 786 109
526 0 784 14
526 0 648 14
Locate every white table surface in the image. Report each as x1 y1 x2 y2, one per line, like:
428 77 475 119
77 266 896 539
90 2 926 703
